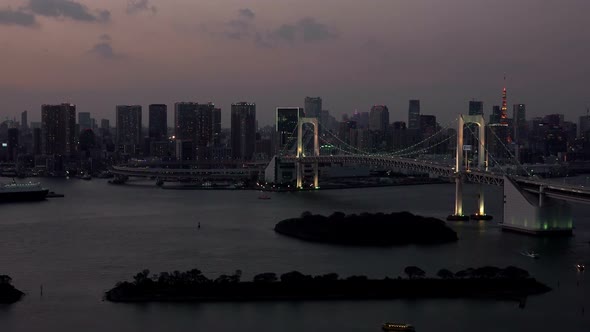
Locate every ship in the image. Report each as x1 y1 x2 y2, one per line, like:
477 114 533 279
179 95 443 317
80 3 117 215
0 181 49 202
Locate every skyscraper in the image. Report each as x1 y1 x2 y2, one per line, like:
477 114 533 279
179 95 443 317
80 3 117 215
21 110 28 131
419 115 437 138
513 104 526 143
276 107 304 153
490 106 501 124
369 105 389 132
148 104 167 141
41 104 77 156
469 101 484 116
78 112 91 132
231 102 256 160
501 75 508 124
116 105 142 155
579 112 590 139
304 97 322 119
212 108 222 145
194 103 214 160
408 100 420 129
174 102 198 141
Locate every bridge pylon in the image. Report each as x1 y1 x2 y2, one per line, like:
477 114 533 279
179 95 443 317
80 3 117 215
296 117 319 189
448 114 492 221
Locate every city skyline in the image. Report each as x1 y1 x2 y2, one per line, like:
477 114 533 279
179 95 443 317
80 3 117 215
1 0 589 126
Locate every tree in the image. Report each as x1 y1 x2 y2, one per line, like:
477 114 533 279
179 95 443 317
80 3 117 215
229 270 242 283
300 211 313 218
280 271 310 283
0 275 12 285
133 269 150 286
404 266 426 279
436 269 454 279
253 272 278 283
501 266 529 279
314 273 339 282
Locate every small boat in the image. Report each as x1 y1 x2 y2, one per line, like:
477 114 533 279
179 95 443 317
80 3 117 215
576 264 585 272
382 323 415 331
258 194 271 200
521 250 540 259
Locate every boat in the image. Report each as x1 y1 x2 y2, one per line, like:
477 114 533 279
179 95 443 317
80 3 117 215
0 180 49 202
521 250 540 259
382 323 416 331
258 194 271 200
576 264 585 272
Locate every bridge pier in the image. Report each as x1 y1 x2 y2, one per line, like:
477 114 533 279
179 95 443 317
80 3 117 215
447 175 469 221
470 184 493 220
502 176 572 235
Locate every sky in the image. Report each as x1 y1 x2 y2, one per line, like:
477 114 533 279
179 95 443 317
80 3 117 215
0 0 589 127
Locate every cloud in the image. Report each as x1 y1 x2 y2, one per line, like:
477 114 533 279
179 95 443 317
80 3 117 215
126 0 157 15
89 35 123 59
221 9 338 48
0 8 37 27
27 0 110 23
238 8 255 20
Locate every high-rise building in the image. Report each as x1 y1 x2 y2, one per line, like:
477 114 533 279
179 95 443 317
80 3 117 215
513 104 526 143
21 110 28 131
469 101 484 116
579 112 590 139
304 97 322 118
369 105 389 132
41 104 77 156
116 105 142 155
490 106 502 124
212 108 222 145
33 128 42 155
78 112 91 132
231 102 256 160
419 115 437 138
7 128 19 161
194 103 214 160
276 107 304 153
408 100 420 129
148 104 167 141
174 102 198 141
500 75 508 124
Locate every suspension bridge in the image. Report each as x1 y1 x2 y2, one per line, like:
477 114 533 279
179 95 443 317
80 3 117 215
111 113 590 235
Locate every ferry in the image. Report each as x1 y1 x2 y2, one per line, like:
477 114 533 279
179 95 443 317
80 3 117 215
0 181 49 202
382 323 416 331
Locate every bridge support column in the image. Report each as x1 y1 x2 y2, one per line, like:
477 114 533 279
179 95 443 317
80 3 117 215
296 161 303 189
502 176 572 235
313 162 319 189
447 175 469 221
470 184 493 220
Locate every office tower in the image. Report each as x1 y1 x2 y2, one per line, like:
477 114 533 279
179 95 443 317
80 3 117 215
7 128 19 161
212 108 222 145
116 105 142 155
174 102 198 141
489 106 501 124
148 104 167 141
419 115 437 138
408 100 421 129
369 105 389 132
78 112 91 132
101 119 110 130
276 107 304 153
231 102 256 160
41 103 77 156
579 112 590 139
21 110 28 131
194 103 214 160
33 128 42 155
513 104 526 143
304 97 322 118
469 101 484 116
500 75 508 124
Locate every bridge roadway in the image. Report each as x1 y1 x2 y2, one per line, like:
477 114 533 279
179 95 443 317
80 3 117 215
282 155 590 204
111 165 258 180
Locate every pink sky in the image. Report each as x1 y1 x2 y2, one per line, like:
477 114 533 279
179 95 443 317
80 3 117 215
1 0 589 126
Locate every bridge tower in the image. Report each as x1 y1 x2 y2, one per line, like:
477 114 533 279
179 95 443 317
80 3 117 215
296 117 320 189
448 114 490 221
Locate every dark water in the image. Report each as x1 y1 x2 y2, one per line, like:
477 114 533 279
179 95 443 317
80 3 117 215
0 178 588 331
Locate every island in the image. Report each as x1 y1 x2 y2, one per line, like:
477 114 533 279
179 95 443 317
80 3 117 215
0 275 24 304
274 211 458 245
105 266 550 303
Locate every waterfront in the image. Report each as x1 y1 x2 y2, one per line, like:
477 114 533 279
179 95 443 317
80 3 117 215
0 178 588 331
